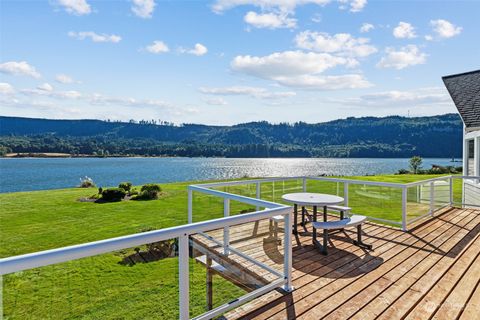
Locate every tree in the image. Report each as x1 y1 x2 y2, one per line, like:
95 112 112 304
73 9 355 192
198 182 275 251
409 156 423 174
0 145 11 156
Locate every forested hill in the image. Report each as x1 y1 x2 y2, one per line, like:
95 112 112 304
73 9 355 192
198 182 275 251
0 114 463 158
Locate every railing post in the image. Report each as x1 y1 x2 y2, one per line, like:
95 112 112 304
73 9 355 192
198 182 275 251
449 176 453 206
223 198 230 255
187 188 193 224
178 234 189 320
430 181 435 216
302 177 307 192
283 210 293 292
343 182 349 207
402 187 407 231
256 182 260 211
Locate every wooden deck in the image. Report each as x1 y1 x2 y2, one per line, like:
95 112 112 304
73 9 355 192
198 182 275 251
192 206 480 320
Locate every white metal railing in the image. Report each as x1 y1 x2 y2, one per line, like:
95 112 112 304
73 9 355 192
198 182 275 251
190 175 480 234
2 174 479 320
0 190 292 320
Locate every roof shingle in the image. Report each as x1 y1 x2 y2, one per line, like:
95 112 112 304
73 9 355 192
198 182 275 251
442 70 480 130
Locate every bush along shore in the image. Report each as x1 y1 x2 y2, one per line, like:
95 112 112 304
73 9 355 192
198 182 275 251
396 156 462 175
78 177 163 203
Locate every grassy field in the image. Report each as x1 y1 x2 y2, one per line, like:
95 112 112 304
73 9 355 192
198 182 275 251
0 174 461 319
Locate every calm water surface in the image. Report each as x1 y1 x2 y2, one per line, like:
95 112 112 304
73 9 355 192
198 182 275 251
0 157 455 193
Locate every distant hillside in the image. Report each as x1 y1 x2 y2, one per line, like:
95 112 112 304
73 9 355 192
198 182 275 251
0 114 463 158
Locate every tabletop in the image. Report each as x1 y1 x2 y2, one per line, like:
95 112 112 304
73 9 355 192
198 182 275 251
281 192 344 206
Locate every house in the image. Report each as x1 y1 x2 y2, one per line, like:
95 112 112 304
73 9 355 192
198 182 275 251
443 70 480 206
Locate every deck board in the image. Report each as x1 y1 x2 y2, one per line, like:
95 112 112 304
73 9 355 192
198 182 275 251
192 207 479 320
459 278 480 320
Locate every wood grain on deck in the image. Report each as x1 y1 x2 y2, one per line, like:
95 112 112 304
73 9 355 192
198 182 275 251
195 207 480 320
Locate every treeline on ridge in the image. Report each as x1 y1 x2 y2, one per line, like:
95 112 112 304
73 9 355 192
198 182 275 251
0 114 463 158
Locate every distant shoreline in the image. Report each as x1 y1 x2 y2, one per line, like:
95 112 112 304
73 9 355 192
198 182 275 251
3 153 175 159
1 153 463 161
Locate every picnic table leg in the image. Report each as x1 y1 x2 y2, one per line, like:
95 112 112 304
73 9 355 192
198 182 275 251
293 204 298 235
312 206 317 243
353 224 373 250
301 206 305 226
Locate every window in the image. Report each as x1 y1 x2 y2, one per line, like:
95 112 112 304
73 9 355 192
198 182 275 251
467 139 475 176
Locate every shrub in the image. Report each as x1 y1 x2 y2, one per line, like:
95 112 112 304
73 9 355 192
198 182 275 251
396 169 410 175
101 187 127 202
118 182 132 192
141 184 161 193
132 184 161 200
79 176 96 188
88 193 101 200
133 190 158 200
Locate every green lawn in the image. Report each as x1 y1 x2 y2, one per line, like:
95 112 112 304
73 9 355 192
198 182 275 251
0 174 461 319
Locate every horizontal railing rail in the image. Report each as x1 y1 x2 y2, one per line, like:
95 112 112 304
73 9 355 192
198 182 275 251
307 176 405 188
0 205 289 275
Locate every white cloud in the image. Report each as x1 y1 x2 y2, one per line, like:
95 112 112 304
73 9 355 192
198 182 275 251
311 13 322 23
68 31 122 43
430 19 462 39
3 85 194 121
199 86 296 99
55 74 75 84
37 83 54 92
272 74 372 90
203 97 228 105
212 0 331 13
295 31 377 57
212 0 366 31
57 0 91 15
180 43 208 56
393 22 417 39
0 83 15 95
338 0 367 12
213 0 366 13
88 93 172 108
425 35 433 41
360 23 374 33
22 88 82 99
0 61 41 78
244 11 297 29
131 0 156 19
231 51 371 90
145 41 170 54
331 87 451 108
232 51 355 78
377 45 427 70
19 86 177 109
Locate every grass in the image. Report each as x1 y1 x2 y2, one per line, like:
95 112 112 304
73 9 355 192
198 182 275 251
0 174 462 319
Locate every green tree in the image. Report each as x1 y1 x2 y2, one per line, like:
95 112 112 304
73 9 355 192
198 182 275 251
0 145 11 157
409 156 423 174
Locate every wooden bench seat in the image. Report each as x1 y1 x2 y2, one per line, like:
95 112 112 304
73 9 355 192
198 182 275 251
312 214 365 230
312 214 372 255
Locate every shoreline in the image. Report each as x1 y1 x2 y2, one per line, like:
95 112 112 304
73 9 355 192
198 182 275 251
1 153 463 161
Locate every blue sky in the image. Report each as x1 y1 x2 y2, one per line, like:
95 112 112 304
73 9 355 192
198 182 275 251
0 0 478 125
